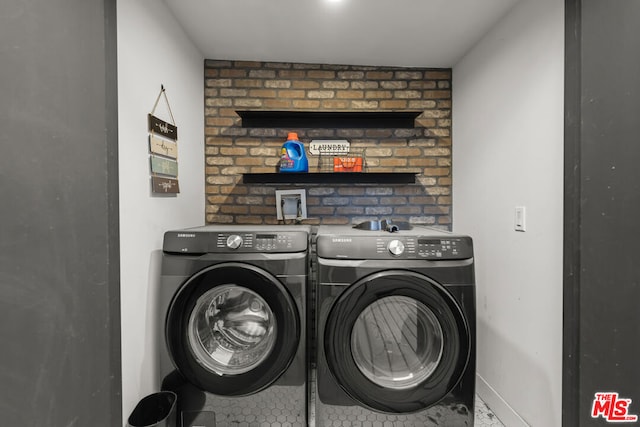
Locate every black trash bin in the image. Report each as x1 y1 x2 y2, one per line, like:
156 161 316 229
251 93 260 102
127 391 177 427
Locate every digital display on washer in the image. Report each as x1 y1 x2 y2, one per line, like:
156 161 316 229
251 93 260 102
256 234 277 240
418 239 442 245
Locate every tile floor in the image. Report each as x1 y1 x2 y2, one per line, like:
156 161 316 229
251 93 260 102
309 370 505 426
308 395 504 427
474 395 505 427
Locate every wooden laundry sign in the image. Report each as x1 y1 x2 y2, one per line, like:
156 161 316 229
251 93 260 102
152 176 180 193
148 114 177 141
149 134 178 158
148 85 180 194
150 155 178 176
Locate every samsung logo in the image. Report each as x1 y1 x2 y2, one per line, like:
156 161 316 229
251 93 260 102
177 233 196 238
332 237 352 243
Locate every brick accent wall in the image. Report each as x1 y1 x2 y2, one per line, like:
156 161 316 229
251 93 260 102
204 60 452 228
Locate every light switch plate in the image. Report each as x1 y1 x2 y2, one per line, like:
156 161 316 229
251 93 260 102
515 206 526 232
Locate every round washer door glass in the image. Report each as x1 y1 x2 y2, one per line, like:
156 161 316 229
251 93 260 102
166 263 300 396
351 295 443 390
188 284 276 375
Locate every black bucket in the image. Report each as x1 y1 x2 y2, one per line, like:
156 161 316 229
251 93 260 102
127 391 177 427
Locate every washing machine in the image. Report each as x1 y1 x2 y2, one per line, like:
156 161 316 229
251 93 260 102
158 225 310 427
315 222 476 427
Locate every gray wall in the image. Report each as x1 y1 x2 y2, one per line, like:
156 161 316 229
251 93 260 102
565 0 640 425
0 0 120 425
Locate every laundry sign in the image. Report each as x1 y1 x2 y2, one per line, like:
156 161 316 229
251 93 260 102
148 85 180 194
148 114 177 141
152 176 180 194
149 134 178 159
150 155 178 176
308 139 350 155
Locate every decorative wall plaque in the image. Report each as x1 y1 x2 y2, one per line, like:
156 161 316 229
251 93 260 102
148 85 179 194
151 176 180 193
149 134 178 158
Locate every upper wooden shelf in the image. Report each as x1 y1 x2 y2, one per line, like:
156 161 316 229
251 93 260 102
235 110 422 128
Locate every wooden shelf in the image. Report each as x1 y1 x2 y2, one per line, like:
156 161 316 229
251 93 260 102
242 172 417 185
236 110 422 128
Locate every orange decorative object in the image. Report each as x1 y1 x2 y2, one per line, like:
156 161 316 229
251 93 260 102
333 156 363 172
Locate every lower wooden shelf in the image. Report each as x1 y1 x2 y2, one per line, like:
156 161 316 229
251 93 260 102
242 172 417 184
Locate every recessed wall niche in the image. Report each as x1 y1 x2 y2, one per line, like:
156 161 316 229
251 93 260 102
203 60 452 227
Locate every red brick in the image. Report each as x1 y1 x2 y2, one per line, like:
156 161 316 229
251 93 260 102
236 158 263 166
235 79 263 88
336 90 364 99
307 70 336 79
409 158 437 167
264 99 293 109
206 117 235 127
366 71 394 80
351 100 379 109
279 70 306 79
221 205 249 214
277 90 306 98
292 81 321 89
250 205 277 215
380 158 408 167
308 206 336 215
220 147 248 156
206 214 234 223
293 100 321 108
236 216 265 224
219 69 247 78
425 70 451 80
321 216 350 225
322 100 350 109
394 148 422 157
249 89 277 98
379 100 408 109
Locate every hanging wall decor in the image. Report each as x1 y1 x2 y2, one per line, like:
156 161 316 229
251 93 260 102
148 85 180 194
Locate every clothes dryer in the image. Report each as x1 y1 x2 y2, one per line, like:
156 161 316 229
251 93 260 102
159 225 310 427
315 224 476 427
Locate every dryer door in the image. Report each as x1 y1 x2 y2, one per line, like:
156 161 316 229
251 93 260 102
166 263 300 396
324 270 470 413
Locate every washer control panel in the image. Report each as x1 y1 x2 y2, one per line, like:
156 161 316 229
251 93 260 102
163 230 308 254
215 232 301 252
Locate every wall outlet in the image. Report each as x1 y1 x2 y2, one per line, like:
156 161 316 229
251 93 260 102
515 206 526 232
275 189 307 220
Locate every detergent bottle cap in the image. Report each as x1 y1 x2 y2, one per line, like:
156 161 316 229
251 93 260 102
287 132 299 141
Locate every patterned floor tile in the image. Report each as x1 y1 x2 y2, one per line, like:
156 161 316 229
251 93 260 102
309 368 505 426
474 395 505 426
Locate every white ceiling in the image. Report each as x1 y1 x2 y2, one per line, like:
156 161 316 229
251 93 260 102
164 0 521 68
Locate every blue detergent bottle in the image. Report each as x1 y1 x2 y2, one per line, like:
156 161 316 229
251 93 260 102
279 132 309 173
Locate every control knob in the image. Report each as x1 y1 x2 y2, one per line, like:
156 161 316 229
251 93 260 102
387 239 405 256
226 235 243 250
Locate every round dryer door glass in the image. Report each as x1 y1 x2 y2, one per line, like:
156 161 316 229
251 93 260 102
351 295 444 390
187 284 276 375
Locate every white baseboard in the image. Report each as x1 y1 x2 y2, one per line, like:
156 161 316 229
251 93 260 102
476 373 530 427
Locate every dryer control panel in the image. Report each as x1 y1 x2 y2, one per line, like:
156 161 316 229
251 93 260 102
416 237 470 259
317 235 473 260
163 230 308 254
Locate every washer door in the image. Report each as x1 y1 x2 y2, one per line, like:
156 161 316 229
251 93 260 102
324 270 470 413
166 263 300 396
